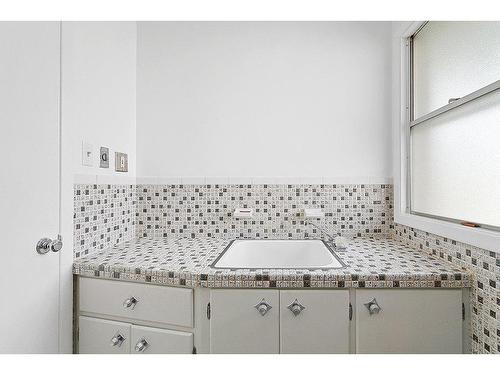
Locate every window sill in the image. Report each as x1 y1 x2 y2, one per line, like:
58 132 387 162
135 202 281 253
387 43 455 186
394 211 500 253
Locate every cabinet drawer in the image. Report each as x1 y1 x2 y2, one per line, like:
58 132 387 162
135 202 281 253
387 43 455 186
280 290 350 354
79 277 193 328
79 316 131 354
355 289 462 354
131 326 193 354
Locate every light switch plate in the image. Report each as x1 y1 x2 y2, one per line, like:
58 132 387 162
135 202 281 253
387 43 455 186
115 152 128 172
100 147 109 168
82 141 93 167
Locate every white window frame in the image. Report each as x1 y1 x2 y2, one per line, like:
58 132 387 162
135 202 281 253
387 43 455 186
394 21 500 252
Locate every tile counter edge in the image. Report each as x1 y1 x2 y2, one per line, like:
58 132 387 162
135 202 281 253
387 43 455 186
73 237 472 289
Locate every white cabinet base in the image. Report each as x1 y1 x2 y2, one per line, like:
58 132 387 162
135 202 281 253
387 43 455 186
76 276 466 354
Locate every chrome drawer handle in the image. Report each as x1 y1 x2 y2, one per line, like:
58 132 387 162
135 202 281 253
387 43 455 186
287 299 306 316
364 298 382 315
135 338 149 353
110 333 125 347
254 298 272 316
123 296 138 309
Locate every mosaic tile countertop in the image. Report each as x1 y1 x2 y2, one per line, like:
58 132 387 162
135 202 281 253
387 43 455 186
73 237 472 289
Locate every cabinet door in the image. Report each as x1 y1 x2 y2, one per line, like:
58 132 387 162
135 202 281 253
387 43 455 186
280 290 350 353
356 289 462 354
79 316 131 354
210 290 279 353
131 326 193 354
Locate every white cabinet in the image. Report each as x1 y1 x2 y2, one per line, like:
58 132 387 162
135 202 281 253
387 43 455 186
280 290 349 354
79 316 131 354
131 326 193 354
210 290 280 353
355 289 462 354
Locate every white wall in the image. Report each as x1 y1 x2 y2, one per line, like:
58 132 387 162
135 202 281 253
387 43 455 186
62 21 137 182
137 22 392 182
60 21 137 352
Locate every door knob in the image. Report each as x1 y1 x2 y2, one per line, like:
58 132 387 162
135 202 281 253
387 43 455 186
135 338 149 352
287 299 306 316
36 235 63 254
110 333 125 347
254 298 272 316
123 296 138 309
364 298 382 315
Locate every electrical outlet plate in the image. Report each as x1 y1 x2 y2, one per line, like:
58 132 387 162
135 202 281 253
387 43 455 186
82 141 93 167
100 147 109 168
115 152 128 172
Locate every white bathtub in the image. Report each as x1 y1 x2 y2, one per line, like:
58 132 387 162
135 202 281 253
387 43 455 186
212 239 344 269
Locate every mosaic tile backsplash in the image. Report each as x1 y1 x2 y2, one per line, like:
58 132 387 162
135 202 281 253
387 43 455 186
74 184 136 258
135 184 394 240
393 223 500 354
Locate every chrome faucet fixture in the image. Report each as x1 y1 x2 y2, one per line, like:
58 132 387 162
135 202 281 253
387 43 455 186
307 220 335 243
305 219 347 250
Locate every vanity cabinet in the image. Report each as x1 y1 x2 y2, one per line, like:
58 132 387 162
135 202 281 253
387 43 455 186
209 289 350 354
355 289 463 354
76 277 466 354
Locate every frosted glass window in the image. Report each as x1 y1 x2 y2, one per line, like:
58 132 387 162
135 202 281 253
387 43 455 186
411 88 500 228
413 21 500 119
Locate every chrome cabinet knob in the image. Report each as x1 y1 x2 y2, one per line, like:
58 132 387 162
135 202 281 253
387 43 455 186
123 296 138 309
36 235 63 254
287 299 306 316
110 333 125 347
364 298 382 315
254 298 272 316
135 338 149 353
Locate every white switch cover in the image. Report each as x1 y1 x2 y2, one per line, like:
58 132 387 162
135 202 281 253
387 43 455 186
115 152 128 172
82 141 93 167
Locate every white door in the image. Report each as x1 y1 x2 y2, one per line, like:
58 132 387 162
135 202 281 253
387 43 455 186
280 290 350 353
355 289 462 353
210 290 280 353
0 22 62 353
